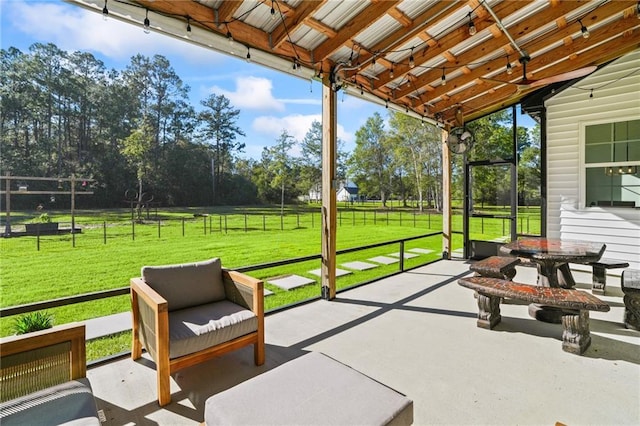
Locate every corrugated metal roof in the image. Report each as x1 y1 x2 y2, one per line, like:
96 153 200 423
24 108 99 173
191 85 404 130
71 0 640 124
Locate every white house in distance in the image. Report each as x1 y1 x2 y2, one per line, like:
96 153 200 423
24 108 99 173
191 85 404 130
545 48 640 270
337 180 359 203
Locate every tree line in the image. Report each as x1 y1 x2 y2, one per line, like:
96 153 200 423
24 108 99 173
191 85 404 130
1 43 540 212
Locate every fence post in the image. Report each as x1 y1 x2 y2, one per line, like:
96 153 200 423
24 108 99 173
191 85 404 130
263 214 266 231
36 224 40 251
158 219 161 238
399 241 405 272
339 210 342 226
209 216 212 234
203 216 207 235
103 221 107 244
224 215 228 233
280 215 283 231
182 218 185 236
428 212 431 229
481 217 484 234
311 212 314 228
352 210 355 226
413 211 416 227
374 211 376 225
363 211 366 225
219 215 222 233
386 211 389 225
245 214 247 232
400 211 402 226
502 218 505 236
132 220 135 241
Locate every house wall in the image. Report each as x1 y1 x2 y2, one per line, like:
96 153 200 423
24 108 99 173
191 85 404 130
545 48 640 269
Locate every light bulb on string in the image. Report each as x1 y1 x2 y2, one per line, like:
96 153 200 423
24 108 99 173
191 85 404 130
102 0 108 20
389 64 394 79
578 19 589 39
246 48 251 63
409 48 415 68
441 68 446 86
186 18 192 35
506 56 513 75
468 13 476 36
226 25 234 45
143 9 150 34
271 1 276 20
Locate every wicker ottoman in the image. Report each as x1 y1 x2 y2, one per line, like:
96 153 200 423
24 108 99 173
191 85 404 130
204 352 413 425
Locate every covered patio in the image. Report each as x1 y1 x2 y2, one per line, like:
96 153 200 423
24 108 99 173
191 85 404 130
88 260 639 425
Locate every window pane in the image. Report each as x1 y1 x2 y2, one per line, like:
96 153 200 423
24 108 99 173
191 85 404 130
586 123 611 144
586 168 611 207
628 119 640 140
614 121 628 141
614 142 628 162
585 144 611 163
629 140 640 161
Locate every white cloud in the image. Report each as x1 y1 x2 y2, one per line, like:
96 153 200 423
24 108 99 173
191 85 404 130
208 77 285 111
5 1 224 66
252 114 352 143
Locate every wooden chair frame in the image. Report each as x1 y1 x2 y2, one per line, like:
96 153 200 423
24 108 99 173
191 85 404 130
130 269 264 406
0 322 86 402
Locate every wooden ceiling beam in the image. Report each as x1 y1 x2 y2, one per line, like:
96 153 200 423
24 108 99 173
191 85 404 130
392 0 586 100
217 1 244 23
272 1 326 49
372 0 530 92
402 0 635 109
439 23 640 122
387 7 413 27
313 1 401 60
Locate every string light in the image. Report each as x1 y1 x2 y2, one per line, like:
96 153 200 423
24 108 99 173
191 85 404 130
186 17 191 34
506 56 513 75
360 85 364 95
102 0 108 20
246 47 251 63
226 24 234 45
143 9 150 33
409 48 415 68
385 98 389 108
578 19 589 39
271 1 276 20
389 63 394 78
468 13 476 36
441 68 446 86
637 1 640 19
589 89 594 98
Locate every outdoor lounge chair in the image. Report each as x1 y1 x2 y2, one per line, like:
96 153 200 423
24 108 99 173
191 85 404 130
0 322 100 425
130 257 264 406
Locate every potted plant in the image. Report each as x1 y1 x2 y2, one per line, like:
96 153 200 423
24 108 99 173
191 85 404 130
25 213 59 233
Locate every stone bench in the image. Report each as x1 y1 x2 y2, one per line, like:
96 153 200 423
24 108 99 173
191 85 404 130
588 259 629 294
469 256 520 280
458 276 610 355
622 268 640 331
204 352 413 425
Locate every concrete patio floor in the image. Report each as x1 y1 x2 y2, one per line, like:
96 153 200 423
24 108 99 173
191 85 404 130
87 259 640 425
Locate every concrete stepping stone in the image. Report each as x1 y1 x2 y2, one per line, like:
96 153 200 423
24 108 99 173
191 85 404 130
267 275 316 290
308 268 352 277
342 261 379 271
388 252 419 259
264 288 274 296
409 248 434 255
368 255 399 265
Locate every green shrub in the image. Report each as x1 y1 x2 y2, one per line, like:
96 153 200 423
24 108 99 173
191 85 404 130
27 213 52 223
12 311 54 334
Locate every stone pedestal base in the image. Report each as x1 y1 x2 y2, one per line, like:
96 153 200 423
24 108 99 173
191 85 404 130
622 269 640 331
561 310 591 355
476 293 501 329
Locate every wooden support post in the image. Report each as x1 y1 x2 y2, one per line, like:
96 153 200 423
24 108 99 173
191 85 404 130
442 128 452 259
321 73 337 300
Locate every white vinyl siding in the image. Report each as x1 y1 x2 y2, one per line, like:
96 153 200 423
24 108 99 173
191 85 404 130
545 48 640 269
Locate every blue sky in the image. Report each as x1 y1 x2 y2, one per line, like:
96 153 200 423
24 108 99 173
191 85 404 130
0 0 389 159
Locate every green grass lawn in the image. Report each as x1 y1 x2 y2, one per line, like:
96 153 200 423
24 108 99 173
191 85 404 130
1 204 540 360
